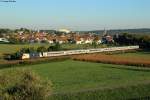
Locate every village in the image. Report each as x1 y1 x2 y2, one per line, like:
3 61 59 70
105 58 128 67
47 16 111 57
0 28 114 45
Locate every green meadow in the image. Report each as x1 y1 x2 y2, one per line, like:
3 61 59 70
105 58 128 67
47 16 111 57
1 60 150 99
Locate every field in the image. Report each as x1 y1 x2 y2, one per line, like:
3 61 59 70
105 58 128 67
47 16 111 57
111 51 150 59
0 44 49 55
72 52 150 67
1 44 150 99
1 60 150 99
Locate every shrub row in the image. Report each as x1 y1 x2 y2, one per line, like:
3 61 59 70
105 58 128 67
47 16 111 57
0 56 70 69
50 82 150 100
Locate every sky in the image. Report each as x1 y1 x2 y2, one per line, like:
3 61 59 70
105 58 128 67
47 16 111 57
0 0 150 31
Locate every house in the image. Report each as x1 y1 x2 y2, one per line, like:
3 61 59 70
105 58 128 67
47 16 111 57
74 34 94 44
80 38 85 44
75 37 82 44
76 40 82 44
34 32 48 43
48 39 54 44
67 38 76 44
56 36 68 44
28 34 36 43
106 35 114 42
102 35 114 44
97 40 102 44
84 37 93 44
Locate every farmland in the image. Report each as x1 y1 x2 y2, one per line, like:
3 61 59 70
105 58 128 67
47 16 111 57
1 60 150 99
72 52 150 67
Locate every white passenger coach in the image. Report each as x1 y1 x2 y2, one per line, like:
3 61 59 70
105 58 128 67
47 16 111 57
22 46 139 59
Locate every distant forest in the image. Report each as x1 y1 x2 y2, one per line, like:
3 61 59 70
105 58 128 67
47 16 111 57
84 28 150 35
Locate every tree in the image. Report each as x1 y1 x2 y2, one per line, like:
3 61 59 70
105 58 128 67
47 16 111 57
28 47 36 53
20 47 36 54
37 46 47 53
114 33 150 49
47 43 61 51
54 42 61 51
92 41 97 48
47 46 55 51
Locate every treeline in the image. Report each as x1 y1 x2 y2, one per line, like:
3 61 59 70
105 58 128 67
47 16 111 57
0 28 31 34
114 33 150 49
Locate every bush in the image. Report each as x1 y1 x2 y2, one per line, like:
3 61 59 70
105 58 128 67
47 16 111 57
0 69 52 100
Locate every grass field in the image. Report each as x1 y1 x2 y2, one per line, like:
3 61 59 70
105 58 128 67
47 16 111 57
1 60 150 93
0 44 49 55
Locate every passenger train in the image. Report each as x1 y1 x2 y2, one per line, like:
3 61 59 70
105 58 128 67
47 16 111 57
22 46 139 59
